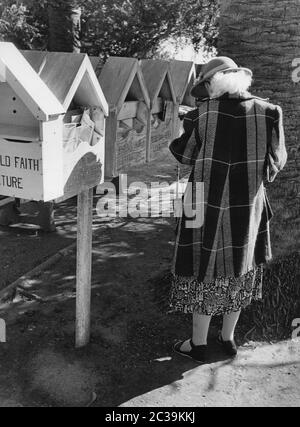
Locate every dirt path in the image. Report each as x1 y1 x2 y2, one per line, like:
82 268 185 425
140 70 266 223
0 151 299 407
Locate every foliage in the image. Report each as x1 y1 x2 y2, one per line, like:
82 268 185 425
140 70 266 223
80 0 219 59
0 1 47 49
0 0 219 57
240 253 300 342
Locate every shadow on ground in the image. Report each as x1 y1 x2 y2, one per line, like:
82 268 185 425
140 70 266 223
0 214 299 407
0 213 239 407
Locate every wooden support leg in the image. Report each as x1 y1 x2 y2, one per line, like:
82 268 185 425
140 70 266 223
36 202 56 232
0 199 19 226
111 174 127 195
146 109 152 163
172 104 180 140
76 188 93 348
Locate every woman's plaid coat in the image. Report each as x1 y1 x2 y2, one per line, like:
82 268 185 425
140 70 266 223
170 92 287 284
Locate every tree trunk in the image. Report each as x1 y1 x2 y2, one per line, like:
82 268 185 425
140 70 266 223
218 0 300 258
48 0 81 53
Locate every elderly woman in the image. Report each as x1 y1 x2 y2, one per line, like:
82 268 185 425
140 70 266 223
169 57 287 362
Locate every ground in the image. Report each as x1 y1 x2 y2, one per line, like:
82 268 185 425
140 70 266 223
0 151 299 407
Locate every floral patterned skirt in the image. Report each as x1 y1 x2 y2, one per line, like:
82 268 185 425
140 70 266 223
169 265 264 316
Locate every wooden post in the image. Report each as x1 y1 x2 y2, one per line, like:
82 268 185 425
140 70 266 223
172 103 180 140
76 188 93 348
105 111 118 179
146 108 152 163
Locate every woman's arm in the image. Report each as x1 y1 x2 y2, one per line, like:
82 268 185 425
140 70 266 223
266 105 288 182
169 111 201 165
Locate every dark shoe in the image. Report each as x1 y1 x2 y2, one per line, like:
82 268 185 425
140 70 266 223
173 339 208 363
217 333 238 357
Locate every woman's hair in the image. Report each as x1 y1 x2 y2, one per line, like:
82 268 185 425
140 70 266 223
206 70 253 99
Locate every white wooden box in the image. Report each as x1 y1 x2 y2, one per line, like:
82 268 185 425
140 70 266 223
140 60 177 162
92 57 150 179
0 43 108 202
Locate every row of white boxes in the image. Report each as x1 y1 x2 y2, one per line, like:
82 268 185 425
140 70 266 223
0 42 198 203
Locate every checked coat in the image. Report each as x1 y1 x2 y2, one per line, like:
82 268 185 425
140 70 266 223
170 92 287 284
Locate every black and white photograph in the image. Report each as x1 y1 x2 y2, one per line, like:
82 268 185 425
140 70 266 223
0 0 299 410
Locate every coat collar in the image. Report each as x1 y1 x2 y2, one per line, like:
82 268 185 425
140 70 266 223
210 91 269 102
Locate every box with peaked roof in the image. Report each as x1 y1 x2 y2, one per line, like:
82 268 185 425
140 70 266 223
169 60 197 138
140 60 177 162
0 42 108 202
91 56 150 179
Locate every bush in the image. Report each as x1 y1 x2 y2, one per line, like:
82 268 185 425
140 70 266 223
0 1 219 57
0 1 47 49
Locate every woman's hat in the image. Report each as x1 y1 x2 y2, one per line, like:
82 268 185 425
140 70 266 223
191 56 253 98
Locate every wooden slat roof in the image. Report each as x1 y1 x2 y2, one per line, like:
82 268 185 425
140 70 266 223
169 60 196 104
21 50 108 115
0 42 65 121
22 50 85 106
196 63 205 78
89 56 103 77
140 59 177 106
96 57 150 112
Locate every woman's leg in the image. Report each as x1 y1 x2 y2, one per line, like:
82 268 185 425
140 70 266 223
180 314 212 351
222 310 241 341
